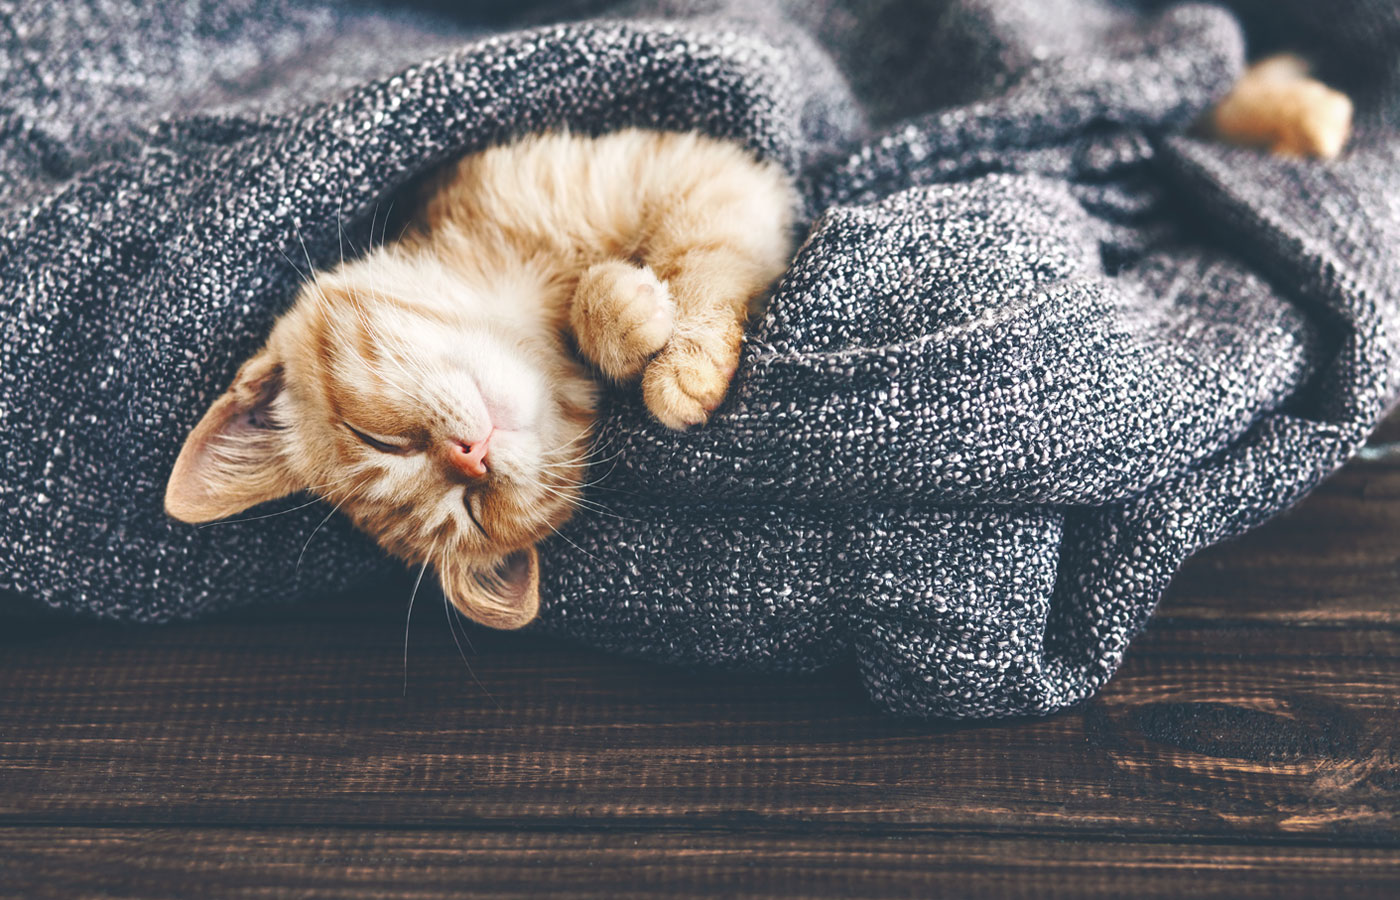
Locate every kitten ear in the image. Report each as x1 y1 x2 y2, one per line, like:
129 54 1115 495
440 547 541 631
165 349 304 523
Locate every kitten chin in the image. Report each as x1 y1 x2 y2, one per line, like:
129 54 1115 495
167 128 798 629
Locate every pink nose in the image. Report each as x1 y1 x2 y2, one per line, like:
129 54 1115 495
448 434 490 478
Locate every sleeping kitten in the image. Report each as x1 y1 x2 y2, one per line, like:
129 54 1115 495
165 129 796 629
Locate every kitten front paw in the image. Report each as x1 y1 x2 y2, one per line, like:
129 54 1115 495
641 328 742 430
571 260 675 381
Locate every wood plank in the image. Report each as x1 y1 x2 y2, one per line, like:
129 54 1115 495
3 828 1398 900
2 597 1396 841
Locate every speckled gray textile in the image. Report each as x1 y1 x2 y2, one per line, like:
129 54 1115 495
3 1 1398 718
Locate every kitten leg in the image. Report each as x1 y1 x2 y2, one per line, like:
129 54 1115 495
1208 54 1353 159
570 259 675 382
640 248 767 429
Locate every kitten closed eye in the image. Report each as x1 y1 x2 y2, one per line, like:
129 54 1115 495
166 128 797 630
343 423 415 454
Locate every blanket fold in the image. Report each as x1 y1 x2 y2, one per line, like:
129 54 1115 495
3 0 1397 718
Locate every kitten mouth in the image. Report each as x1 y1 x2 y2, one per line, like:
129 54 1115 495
462 491 493 540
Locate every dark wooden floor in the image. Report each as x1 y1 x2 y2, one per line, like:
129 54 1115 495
5 451 1400 897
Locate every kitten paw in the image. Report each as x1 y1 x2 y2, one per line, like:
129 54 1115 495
1210 54 1353 159
642 329 742 430
571 260 675 381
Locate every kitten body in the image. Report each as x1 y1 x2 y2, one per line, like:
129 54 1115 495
166 129 796 628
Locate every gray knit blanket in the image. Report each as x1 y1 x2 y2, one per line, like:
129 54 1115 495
3 0 1398 718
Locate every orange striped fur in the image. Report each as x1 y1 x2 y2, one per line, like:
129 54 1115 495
165 129 796 629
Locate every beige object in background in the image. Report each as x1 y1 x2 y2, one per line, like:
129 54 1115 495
1209 54 1353 159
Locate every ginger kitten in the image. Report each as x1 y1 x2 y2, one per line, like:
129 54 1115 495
165 129 796 629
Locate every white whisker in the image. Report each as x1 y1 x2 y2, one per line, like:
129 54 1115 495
441 566 502 712
530 478 631 520
538 511 600 562
198 493 329 527
403 537 436 696
294 490 354 577
294 216 319 284
276 245 310 281
201 469 365 526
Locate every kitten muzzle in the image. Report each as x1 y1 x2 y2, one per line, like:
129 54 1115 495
447 432 492 479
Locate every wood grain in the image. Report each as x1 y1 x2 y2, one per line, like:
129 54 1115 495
2 606 1397 842
3 829 1397 900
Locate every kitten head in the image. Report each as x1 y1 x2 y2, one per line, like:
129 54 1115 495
165 249 596 629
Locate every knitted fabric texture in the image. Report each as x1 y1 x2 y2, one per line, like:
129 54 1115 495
2 0 1398 718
